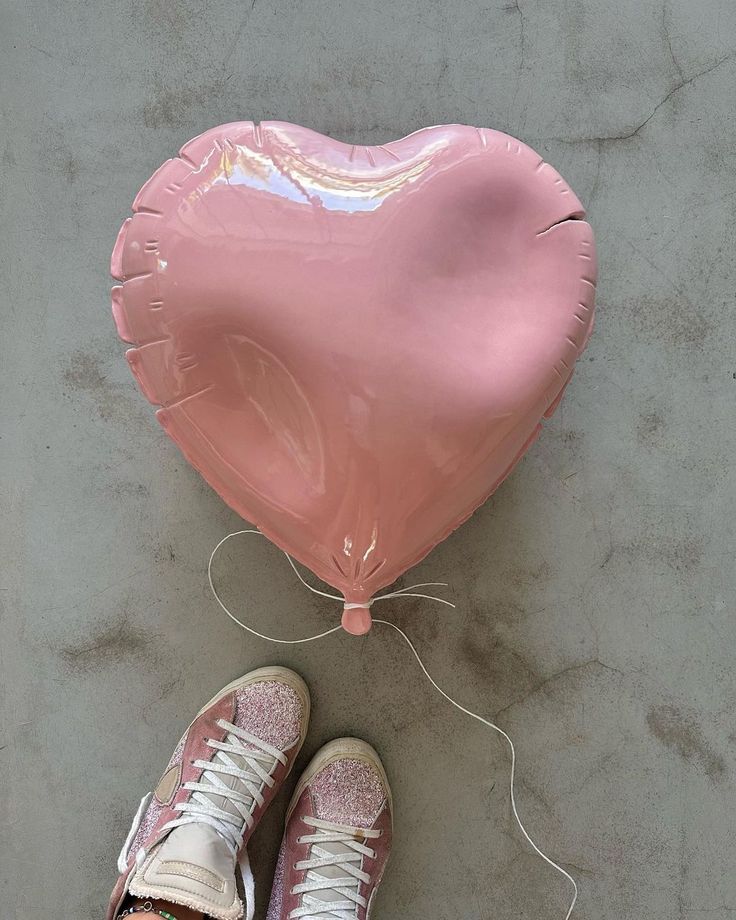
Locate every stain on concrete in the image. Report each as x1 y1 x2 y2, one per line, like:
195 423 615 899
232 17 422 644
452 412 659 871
61 154 79 184
462 610 541 705
560 428 584 447
618 534 703 573
637 410 666 445
505 559 552 594
64 351 107 392
142 78 230 129
59 620 150 674
109 480 150 499
153 543 177 564
493 656 623 721
402 609 440 644
136 0 193 41
2 143 16 170
62 349 134 422
617 295 710 348
647 704 726 780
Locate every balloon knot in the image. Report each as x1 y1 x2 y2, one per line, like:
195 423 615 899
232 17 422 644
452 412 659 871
341 603 373 635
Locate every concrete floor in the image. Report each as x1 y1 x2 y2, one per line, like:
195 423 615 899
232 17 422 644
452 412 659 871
2 1 736 918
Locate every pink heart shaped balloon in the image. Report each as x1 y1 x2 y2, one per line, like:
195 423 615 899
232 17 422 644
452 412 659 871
111 122 595 634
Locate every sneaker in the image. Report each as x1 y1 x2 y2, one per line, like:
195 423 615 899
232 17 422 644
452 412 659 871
266 738 393 920
108 666 310 920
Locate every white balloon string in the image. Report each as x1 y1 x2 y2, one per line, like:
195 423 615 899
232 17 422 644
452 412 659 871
371 583 457 608
209 530 458 616
207 529 577 918
372 617 578 920
208 530 343 644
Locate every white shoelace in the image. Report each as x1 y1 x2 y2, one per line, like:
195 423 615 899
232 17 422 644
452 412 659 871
160 718 288 854
290 816 382 920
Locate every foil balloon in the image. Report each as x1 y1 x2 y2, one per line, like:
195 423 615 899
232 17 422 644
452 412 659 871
111 122 596 634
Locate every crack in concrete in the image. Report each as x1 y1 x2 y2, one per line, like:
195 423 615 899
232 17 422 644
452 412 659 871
508 0 526 127
661 0 684 82
494 657 624 720
587 138 603 208
543 52 734 144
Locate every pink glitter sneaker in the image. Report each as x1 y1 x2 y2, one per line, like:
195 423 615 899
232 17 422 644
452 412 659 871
266 738 393 920
107 666 310 920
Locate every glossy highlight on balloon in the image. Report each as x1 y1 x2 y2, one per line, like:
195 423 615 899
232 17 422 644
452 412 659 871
111 121 596 634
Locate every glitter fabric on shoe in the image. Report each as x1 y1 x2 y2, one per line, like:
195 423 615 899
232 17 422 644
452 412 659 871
234 681 304 750
266 739 392 920
107 667 310 920
310 760 386 828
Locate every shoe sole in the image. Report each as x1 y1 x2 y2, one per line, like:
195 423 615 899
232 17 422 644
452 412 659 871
286 737 393 827
193 665 311 756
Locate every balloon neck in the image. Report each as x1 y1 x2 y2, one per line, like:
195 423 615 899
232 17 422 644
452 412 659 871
341 603 373 635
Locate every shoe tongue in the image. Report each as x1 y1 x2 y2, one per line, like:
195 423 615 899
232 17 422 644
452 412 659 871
130 824 241 919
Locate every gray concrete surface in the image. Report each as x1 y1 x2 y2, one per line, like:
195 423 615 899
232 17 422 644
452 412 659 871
2 1 736 918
